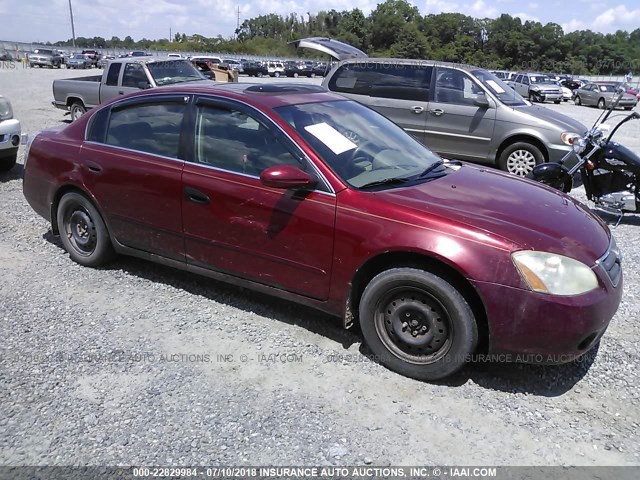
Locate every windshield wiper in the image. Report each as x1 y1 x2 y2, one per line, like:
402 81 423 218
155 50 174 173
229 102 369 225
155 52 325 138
416 160 445 179
358 177 411 189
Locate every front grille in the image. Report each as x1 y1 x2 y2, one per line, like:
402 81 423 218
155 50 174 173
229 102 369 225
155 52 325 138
598 239 622 287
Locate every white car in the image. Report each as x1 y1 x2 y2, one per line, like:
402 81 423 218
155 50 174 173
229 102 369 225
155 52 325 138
557 82 573 102
0 95 21 171
267 62 285 77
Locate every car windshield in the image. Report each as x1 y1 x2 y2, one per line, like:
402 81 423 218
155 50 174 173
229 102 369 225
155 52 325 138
472 69 527 107
147 60 206 85
72 54 85 59
530 75 552 83
275 100 444 189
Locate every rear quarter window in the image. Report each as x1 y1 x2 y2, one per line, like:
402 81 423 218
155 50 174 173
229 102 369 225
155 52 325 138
328 63 432 101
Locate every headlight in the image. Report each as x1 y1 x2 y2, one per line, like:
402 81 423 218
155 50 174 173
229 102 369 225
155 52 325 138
0 97 13 121
572 136 587 154
560 132 580 146
512 251 598 296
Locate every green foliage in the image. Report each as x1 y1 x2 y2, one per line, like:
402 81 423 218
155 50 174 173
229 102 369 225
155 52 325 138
51 6 640 75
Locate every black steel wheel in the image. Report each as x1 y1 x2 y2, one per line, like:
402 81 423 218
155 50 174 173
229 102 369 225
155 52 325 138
359 268 477 381
57 192 115 267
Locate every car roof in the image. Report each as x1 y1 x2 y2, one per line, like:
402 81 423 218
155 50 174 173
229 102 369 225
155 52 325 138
138 82 345 109
340 57 481 72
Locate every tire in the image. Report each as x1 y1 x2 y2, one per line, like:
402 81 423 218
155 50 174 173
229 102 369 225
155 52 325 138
574 95 581 106
359 268 477 381
56 192 115 267
598 98 606 109
498 141 544 176
293 72 299 78
70 101 86 121
257 72 263 78
274 72 280 78
0 152 17 172
624 107 632 111
554 100 561 104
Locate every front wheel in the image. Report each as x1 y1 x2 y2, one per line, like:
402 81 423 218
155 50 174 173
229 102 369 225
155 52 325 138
498 142 544 176
554 100 561 104
57 192 115 267
359 268 478 381
70 101 86 121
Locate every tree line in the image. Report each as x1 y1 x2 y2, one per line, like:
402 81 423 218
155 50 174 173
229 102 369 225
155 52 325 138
50 0 640 75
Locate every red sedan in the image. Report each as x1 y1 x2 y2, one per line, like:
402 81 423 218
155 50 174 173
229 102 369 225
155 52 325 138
22 83 622 381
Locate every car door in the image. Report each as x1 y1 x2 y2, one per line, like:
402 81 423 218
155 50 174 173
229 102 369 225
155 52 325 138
581 84 596 105
81 94 189 260
424 67 496 162
181 97 337 300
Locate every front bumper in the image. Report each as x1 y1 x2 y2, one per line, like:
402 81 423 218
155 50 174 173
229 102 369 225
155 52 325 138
546 143 573 163
472 268 622 363
29 58 53 66
537 91 563 101
0 118 21 154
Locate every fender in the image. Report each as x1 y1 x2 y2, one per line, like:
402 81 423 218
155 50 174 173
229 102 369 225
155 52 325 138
527 162 573 192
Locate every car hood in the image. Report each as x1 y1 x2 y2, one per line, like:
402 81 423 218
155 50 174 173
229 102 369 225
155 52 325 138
532 82 561 89
374 164 610 265
510 104 587 134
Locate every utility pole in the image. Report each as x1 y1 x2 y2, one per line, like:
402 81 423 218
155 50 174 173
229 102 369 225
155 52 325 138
237 6 240 37
170 27 172 42
68 0 76 47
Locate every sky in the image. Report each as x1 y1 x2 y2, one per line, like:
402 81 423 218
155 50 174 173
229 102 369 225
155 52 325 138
1 0 639 44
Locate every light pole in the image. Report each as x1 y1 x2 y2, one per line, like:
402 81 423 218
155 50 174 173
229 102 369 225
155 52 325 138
68 0 76 47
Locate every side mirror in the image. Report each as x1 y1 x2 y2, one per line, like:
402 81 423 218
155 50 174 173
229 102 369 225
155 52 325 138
137 81 151 89
473 93 490 108
260 165 316 189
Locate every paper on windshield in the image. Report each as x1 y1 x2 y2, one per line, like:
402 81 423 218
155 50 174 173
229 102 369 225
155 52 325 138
304 122 357 155
486 80 505 93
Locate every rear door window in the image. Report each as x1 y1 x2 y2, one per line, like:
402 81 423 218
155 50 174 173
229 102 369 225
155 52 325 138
105 63 121 86
104 101 187 158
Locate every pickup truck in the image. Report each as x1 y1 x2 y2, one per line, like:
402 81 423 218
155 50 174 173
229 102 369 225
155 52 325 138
52 57 208 121
508 72 564 104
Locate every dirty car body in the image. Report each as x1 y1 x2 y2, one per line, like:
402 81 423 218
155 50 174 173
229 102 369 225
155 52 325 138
22 83 622 381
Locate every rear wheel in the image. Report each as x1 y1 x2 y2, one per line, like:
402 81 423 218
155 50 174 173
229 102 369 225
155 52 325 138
574 95 581 106
554 100 561 104
70 101 86 121
359 268 477 381
57 192 115 267
498 141 544 176
598 98 606 109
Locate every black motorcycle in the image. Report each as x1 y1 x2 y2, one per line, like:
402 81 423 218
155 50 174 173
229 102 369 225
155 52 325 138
528 81 640 224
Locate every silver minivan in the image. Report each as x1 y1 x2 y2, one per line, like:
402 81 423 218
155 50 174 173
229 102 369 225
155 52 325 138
293 38 586 176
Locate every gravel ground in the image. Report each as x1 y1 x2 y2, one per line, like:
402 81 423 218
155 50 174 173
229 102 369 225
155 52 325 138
1 66 639 467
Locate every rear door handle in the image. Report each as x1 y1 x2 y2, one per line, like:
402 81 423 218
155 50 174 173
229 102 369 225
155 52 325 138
411 106 424 114
431 108 445 116
184 187 210 205
118 91 124 95
85 162 102 174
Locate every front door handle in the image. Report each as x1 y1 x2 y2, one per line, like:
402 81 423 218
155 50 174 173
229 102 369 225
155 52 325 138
184 187 210 205
118 90 124 95
411 106 424 114
431 108 445 116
